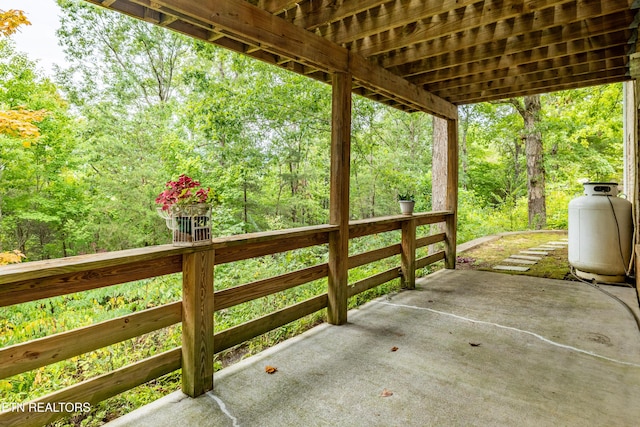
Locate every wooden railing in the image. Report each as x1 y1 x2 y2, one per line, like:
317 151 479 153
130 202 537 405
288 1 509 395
0 211 454 426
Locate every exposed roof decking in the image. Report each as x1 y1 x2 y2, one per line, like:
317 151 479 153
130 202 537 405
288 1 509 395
89 0 638 114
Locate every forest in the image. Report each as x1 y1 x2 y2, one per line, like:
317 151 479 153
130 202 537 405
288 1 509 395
0 1 625 425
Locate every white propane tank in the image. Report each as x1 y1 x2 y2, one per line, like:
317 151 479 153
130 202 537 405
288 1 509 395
568 182 633 283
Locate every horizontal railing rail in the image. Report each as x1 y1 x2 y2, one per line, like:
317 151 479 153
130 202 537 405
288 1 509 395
0 211 454 426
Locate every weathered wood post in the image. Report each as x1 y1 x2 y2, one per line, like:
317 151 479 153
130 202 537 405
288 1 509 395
181 249 215 396
445 117 459 269
401 217 417 289
327 72 351 325
433 114 459 269
625 58 640 300
432 116 447 256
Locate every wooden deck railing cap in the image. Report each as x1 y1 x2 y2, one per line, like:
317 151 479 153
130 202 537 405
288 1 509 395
211 224 339 249
0 244 195 285
348 210 453 227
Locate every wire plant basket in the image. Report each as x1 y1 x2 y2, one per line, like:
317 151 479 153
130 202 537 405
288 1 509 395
157 203 212 246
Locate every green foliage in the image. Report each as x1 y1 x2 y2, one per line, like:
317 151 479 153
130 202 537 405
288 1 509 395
0 39 85 259
543 85 623 184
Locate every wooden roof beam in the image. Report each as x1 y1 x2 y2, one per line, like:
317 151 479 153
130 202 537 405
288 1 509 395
92 0 455 118
348 54 456 118
149 0 347 72
96 1 309 79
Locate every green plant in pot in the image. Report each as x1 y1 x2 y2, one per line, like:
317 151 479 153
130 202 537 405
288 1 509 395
397 192 415 215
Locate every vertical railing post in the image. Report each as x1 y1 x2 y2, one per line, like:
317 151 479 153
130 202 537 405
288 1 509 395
327 71 352 325
401 217 416 289
445 116 459 269
181 249 215 397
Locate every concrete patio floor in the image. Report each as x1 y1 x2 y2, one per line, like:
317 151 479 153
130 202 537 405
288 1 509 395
107 269 640 427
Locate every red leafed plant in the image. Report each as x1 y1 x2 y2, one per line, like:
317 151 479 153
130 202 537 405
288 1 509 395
155 174 211 211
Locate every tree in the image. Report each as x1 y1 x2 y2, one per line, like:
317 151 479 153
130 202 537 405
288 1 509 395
56 0 196 249
0 9 47 142
0 249 24 265
507 95 546 229
0 8 29 36
543 85 623 184
0 38 84 259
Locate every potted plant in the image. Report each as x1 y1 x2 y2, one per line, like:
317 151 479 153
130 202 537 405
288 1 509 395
155 174 215 246
397 193 415 215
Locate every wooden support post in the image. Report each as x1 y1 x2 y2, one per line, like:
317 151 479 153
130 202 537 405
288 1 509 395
401 218 416 289
327 71 351 325
627 74 640 300
181 249 215 397
431 116 447 255
445 117 459 269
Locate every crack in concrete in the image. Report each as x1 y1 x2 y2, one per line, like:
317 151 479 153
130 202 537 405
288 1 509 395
375 301 640 368
206 391 240 427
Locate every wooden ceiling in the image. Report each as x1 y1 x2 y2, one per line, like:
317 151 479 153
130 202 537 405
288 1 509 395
88 0 638 116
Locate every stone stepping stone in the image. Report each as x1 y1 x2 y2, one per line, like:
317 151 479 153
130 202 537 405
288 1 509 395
529 247 555 251
520 250 548 255
548 241 568 245
510 254 542 261
502 258 537 265
493 265 530 272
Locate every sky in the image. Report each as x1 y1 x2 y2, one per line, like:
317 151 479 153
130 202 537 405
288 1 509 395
2 0 67 76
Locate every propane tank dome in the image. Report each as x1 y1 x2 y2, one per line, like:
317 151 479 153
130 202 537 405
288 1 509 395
581 182 619 196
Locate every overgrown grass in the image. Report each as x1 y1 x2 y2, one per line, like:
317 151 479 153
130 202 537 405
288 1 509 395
456 232 570 280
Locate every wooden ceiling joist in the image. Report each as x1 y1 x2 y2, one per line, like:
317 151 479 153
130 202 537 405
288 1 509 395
355 0 580 58
409 44 630 88
281 0 384 31
442 63 629 101
92 0 637 107
458 72 627 105
318 0 521 46
389 30 632 78
424 54 628 94
373 9 635 69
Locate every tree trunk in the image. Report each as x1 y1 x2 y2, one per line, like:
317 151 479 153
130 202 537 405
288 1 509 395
522 95 546 229
243 173 248 232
